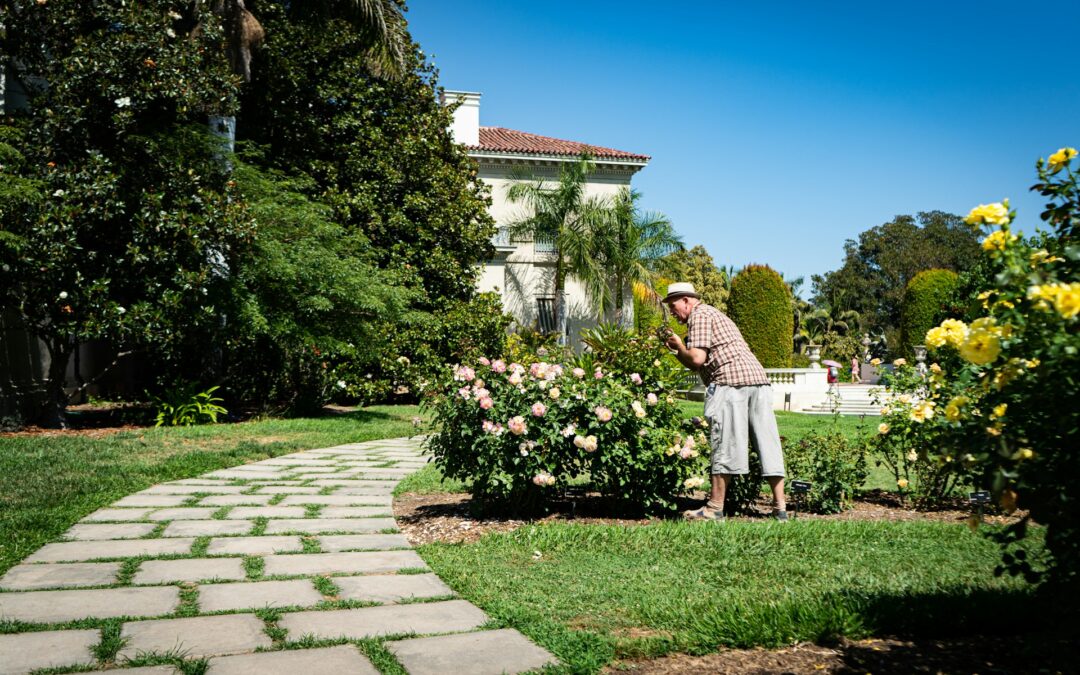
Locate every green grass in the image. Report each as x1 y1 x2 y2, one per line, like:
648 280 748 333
0 405 421 575
419 519 1041 672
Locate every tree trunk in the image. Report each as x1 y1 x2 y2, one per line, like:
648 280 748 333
614 275 625 328
38 337 72 428
555 256 567 346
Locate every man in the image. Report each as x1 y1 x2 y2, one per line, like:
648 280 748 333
662 282 787 521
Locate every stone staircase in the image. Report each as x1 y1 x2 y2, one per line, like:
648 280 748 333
801 384 886 416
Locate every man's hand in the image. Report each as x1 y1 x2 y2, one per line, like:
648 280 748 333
665 332 684 352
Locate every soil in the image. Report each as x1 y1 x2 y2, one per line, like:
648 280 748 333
392 491 1063 675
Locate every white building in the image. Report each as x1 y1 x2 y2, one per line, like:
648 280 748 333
441 91 650 344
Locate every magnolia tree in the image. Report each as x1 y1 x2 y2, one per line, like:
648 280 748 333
890 147 1078 594
424 329 708 515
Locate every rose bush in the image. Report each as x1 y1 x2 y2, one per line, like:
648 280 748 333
424 328 707 515
917 147 1078 594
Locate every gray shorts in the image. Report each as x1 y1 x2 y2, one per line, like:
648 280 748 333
704 384 786 477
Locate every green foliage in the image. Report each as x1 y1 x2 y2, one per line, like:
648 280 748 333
656 246 732 312
153 385 228 427
811 211 980 355
785 431 869 513
238 4 495 307
919 148 1079 595
899 269 960 359
424 330 705 515
0 1 251 424
727 265 793 368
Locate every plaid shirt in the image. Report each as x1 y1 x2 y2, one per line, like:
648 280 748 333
686 303 770 386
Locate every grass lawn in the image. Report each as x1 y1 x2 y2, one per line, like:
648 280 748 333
0 405 420 575
419 520 1041 672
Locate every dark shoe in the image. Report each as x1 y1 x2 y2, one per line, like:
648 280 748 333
684 506 725 522
773 509 789 522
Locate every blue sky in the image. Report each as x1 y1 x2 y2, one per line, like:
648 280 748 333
408 1 1079 292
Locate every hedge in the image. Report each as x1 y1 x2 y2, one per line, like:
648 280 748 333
899 269 959 359
727 264 793 368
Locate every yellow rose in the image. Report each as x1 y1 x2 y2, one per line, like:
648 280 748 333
959 328 1001 365
925 326 948 348
944 396 968 422
897 478 909 489
1011 447 1035 461
929 363 942 374
893 358 907 367
980 229 1015 252
964 200 1010 227
877 422 890 434
908 401 935 423
991 403 1007 419
906 450 918 462
1053 282 1080 319
1047 147 1078 174
870 358 881 366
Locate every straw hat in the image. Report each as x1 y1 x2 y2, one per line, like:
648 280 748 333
662 282 700 303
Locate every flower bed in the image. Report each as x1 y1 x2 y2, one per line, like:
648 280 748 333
424 333 708 515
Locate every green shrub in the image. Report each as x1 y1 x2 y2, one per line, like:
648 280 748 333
153 385 227 427
899 269 960 359
785 431 868 513
728 265 793 367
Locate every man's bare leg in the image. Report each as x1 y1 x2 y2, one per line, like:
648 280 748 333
767 476 786 511
707 473 730 511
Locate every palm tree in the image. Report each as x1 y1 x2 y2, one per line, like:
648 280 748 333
594 188 683 327
504 154 609 344
196 0 409 82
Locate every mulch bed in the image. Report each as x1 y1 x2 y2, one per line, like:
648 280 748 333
392 491 1059 674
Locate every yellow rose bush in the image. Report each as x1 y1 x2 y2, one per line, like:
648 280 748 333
922 149 1079 592
869 363 972 506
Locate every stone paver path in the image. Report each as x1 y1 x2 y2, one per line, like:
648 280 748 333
0 438 556 675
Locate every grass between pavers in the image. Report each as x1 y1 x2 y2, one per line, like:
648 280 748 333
417 519 1042 672
0 405 421 575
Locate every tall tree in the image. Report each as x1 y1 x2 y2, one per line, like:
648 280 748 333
811 211 980 339
593 188 683 326
657 246 733 311
504 155 608 343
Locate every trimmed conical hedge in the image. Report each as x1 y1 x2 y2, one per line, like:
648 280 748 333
728 264 792 368
900 269 959 359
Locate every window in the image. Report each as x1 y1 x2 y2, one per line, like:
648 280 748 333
534 235 557 254
536 297 557 334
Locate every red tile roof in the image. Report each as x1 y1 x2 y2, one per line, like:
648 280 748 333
471 127 649 161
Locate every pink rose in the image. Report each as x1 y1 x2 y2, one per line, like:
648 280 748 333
453 365 475 381
478 356 491 366
594 370 604 380
508 415 527 435
630 373 642 385
572 368 586 379
594 406 613 422
531 402 546 417
479 397 494 410
457 387 471 400
646 393 658 406
492 360 506 373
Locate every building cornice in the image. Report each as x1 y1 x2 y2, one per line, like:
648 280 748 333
468 151 647 175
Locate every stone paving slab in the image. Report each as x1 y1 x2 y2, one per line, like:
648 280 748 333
386 628 557 675
263 518 396 535
26 538 195 562
113 495 192 508
255 486 322 494
161 520 254 537
0 561 121 590
278 600 487 640
198 580 323 612
309 479 395 488
205 645 379 675
260 459 339 466
319 506 393 518
262 550 426 576
146 507 218 521
82 508 155 522
0 629 99 675
317 534 411 552
134 558 247 585
224 506 307 520
88 667 179 675
278 495 392 506
141 484 249 495
0 586 179 623
63 523 158 540
205 536 304 555
118 614 272 660
278 466 344 474
334 485 397 496
198 494 274 506
169 479 240 486
334 573 453 603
